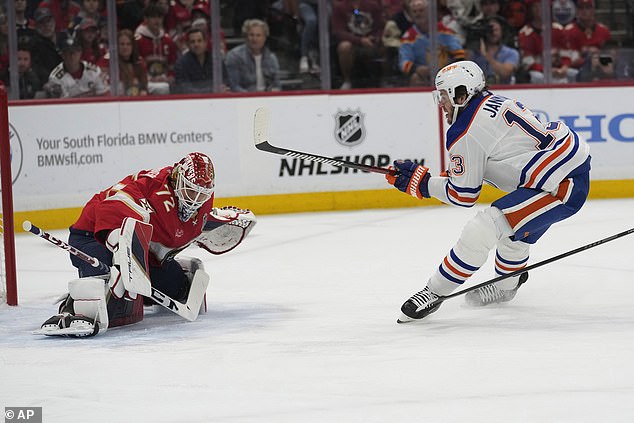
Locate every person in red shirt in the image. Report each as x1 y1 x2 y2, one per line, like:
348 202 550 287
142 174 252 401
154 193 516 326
134 3 177 94
517 0 572 83
561 0 611 69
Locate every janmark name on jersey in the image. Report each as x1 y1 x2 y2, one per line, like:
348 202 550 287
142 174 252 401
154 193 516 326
482 95 508 118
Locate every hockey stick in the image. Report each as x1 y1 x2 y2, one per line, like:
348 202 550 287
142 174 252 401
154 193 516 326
436 226 634 305
253 107 397 176
22 221 206 322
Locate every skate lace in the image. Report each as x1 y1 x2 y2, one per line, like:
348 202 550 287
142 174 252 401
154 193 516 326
410 287 438 309
478 285 504 303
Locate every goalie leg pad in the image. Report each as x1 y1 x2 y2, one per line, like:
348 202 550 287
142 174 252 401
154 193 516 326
110 217 153 298
68 277 110 332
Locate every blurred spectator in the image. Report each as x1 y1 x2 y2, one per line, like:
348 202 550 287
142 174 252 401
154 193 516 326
1 44 43 99
117 0 149 31
468 15 519 84
552 0 576 26
383 0 413 41
286 0 321 74
438 0 465 43
383 0 404 17
467 0 514 47
165 0 195 53
30 7 62 85
332 0 385 89
231 0 269 37
76 18 106 64
73 0 105 26
562 0 611 70
38 0 81 32
517 0 574 84
151 0 170 16
189 2 227 55
97 29 148 96
45 34 109 97
382 0 413 80
443 0 482 43
225 19 281 92
16 0 37 45
501 0 527 35
135 3 177 94
576 43 617 82
174 27 227 93
72 0 107 44
399 0 464 86
190 16 226 55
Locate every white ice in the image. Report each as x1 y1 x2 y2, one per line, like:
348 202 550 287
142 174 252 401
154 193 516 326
1 199 634 422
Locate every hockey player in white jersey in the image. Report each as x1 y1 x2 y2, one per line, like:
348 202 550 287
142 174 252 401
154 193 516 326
386 60 591 322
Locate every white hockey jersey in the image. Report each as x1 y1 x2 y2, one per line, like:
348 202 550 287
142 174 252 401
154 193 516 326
428 93 591 207
48 61 109 98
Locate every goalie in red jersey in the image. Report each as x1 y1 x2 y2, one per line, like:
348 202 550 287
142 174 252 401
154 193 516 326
38 152 255 337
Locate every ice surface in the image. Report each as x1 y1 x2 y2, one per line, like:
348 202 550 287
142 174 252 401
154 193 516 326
1 199 634 422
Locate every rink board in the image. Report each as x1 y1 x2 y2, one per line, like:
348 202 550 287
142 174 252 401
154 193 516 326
6 86 634 230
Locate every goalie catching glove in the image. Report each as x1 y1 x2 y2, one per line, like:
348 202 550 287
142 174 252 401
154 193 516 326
386 160 431 199
196 206 256 255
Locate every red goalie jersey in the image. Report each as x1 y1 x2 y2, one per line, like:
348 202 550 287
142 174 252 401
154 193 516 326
72 166 214 266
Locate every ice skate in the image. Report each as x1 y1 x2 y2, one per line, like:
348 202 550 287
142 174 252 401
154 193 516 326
36 312 99 337
465 272 528 307
397 286 443 323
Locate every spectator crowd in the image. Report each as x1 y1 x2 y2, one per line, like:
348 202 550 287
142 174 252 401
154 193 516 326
0 0 629 99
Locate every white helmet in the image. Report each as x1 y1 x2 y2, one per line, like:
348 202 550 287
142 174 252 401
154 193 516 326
433 61 486 123
172 152 215 221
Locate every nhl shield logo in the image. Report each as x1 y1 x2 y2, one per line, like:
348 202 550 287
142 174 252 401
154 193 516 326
334 109 365 147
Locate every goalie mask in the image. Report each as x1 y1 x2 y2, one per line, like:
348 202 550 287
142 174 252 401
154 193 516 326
172 152 215 222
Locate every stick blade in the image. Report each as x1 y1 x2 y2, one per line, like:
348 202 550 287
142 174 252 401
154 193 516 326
253 107 270 147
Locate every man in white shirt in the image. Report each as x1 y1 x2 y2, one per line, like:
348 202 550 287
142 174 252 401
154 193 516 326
46 34 110 98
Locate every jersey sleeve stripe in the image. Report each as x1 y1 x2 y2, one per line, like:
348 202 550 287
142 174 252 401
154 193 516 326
106 192 150 221
446 182 481 207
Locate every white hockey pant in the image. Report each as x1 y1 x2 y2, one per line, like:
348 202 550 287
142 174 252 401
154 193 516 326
428 207 529 295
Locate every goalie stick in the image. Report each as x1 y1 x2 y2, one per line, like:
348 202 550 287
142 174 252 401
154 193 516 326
398 226 634 323
23 221 206 322
253 107 398 176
